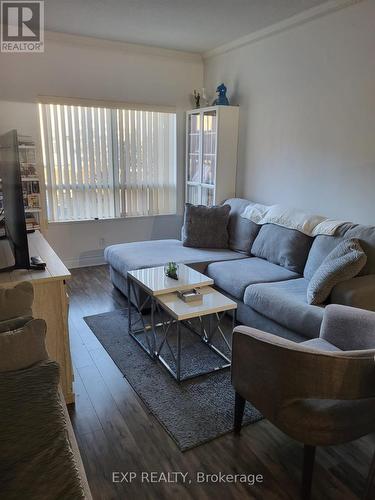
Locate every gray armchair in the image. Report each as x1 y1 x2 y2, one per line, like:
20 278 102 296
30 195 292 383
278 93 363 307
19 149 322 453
0 282 91 500
232 304 375 499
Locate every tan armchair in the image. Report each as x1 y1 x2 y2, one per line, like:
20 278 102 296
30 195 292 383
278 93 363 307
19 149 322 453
231 304 375 499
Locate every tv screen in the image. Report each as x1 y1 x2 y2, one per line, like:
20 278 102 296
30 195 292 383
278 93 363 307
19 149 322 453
0 130 30 270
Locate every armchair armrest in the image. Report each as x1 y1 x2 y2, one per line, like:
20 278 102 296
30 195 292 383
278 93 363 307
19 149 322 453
331 274 375 311
320 304 375 351
231 325 375 422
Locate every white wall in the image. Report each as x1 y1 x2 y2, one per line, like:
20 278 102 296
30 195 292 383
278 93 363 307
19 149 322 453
0 33 203 267
204 0 375 225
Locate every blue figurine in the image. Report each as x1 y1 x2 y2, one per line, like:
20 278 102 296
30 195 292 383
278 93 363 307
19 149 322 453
212 83 229 106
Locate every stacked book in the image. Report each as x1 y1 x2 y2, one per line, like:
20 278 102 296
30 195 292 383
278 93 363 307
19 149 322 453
23 180 40 209
25 213 39 230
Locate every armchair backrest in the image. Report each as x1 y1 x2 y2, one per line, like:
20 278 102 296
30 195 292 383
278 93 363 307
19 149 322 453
232 326 375 422
320 304 375 351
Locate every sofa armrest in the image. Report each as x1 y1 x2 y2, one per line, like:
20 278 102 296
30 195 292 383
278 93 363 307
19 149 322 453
330 275 375 311
60 389 92 500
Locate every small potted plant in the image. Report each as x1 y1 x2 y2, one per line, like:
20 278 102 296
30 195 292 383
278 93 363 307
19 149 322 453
164 261 179 280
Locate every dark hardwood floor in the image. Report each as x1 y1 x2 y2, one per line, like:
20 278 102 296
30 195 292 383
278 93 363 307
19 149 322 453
67 265 374 500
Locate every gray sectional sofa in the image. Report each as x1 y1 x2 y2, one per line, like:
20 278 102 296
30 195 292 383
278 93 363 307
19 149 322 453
104 198 375 342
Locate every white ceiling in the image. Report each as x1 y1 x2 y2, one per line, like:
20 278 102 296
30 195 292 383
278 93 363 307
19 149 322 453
45 0 330 53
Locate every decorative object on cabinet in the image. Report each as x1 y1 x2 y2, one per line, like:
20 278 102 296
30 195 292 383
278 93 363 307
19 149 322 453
186 105 239 206
201 88 209 107
212 83 230 106
193 89 201 108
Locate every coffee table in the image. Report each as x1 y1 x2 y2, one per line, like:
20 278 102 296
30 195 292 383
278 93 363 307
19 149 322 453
127 264 237 382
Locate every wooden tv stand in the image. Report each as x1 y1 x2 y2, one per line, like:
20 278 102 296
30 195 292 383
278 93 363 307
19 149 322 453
0 231 74 404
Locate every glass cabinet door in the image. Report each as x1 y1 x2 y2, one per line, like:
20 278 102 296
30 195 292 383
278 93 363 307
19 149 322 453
187 184 200 205
201 186 215 207
187 113 201 183
186 108 218 207
202 110 217 185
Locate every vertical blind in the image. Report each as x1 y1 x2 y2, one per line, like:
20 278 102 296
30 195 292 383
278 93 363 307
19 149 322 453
39 103 177 222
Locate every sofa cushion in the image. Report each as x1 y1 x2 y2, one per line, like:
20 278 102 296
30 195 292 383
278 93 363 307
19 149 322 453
307 239 367 305
224 198 260 254
206 257 300 299
182 203 230 249
104 239 248 276
330 274 375 311
251 224 313 274
344 224 375 276
301 338 342 352
244 278 324 338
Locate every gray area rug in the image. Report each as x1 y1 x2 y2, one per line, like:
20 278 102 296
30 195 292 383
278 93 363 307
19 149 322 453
84 308 262 451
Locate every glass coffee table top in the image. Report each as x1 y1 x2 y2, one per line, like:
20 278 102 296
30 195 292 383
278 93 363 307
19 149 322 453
128 263 213 296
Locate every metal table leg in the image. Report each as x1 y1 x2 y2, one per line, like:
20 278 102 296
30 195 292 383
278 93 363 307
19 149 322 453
127 278 131 333
127 276 156 359
176 322 181 382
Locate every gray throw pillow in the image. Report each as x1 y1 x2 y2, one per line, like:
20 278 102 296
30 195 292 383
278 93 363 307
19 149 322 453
307 238 367 305
251 224 313 274
182 203 230 249
0 319 48 372
0 281 33 322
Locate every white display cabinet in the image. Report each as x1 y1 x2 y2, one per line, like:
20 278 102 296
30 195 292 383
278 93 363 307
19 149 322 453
185 105 239 206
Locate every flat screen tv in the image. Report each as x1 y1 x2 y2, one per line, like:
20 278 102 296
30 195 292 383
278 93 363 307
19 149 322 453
0 130 31 270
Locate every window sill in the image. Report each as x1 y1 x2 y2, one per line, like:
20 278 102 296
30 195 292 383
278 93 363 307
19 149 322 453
46 213 181 225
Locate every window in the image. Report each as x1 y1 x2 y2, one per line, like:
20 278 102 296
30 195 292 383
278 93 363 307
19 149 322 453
39 103 177 222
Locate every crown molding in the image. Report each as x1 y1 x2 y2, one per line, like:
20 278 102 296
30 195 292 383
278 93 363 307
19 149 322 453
203 0 363 59
45 31 202 63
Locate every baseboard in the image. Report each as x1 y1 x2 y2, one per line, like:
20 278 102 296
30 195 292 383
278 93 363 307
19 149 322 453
64 253 106 269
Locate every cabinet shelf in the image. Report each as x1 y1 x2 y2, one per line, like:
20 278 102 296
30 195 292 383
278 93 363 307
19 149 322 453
21 176 39 181
25 208 41 213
